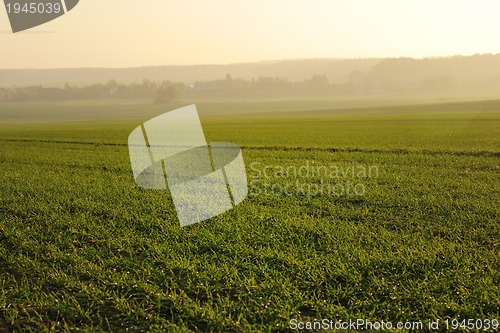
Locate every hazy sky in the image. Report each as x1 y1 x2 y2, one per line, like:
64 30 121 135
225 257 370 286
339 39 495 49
1 0 500 68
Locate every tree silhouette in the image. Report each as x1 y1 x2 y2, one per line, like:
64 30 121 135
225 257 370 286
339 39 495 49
154 83 178 104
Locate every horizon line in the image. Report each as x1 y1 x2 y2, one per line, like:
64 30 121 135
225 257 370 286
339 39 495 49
1 53 499 71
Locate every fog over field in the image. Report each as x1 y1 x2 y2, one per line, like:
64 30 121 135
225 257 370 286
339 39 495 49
1 53 500 87
1 54 500 105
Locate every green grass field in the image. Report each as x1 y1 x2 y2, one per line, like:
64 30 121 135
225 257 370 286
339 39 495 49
0 99 499 332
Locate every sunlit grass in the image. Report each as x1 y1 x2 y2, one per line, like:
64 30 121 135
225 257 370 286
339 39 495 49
0 99 498 331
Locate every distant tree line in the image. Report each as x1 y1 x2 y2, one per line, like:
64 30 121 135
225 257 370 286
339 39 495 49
0 71 498 103
0 75 338 103
0 79 179 103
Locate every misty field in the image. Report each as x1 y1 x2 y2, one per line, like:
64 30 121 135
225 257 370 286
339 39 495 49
0 99 499 332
